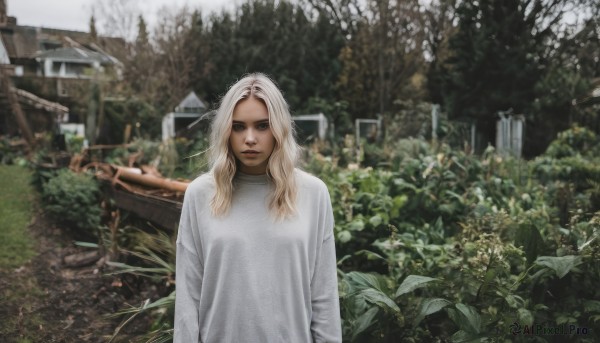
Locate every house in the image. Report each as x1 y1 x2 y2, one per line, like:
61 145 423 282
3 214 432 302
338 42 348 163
0 7 124 81
36 46 120 80
0 0 124 139
0 1 69 138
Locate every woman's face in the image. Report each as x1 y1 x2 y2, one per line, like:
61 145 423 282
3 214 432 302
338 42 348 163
229 96 275 175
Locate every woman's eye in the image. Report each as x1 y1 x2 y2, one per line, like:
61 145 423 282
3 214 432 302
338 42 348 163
232 124 244 131
257 123 270 130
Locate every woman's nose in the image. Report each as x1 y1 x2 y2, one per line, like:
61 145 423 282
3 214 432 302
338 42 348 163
245 129 257 144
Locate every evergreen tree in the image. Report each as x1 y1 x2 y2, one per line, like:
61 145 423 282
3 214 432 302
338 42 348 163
125 15 155 96
423 0 458 105
438 0 587 152
440 0 547 148
528 13 600 154
186 10 210 101
199 0 344 111
202 11 239 103
89 16 98 40
135 14 150 48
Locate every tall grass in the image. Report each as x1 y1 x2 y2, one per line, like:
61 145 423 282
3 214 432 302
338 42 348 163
0 165 35 269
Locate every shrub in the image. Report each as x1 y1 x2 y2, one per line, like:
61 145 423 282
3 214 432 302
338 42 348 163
544 125 600 159
41 169 102 235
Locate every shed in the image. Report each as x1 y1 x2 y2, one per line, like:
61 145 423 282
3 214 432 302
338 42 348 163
161 91 207 141
293 113 328 142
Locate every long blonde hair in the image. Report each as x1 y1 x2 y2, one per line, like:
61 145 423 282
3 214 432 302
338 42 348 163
208 73 300 220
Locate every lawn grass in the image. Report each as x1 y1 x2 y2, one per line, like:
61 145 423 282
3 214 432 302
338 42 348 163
0 165 35 269
0 165 50 341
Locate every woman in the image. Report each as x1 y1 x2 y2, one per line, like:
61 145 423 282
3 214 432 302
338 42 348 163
174 73 342 342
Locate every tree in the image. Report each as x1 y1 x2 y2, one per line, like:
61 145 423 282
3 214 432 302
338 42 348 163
152 6 197 113
198 0 344 111
89 16 98 41
124 15 155 95
438 0 596 155
336 0 427 120
528 10 600 155
438 0 576 150
186 10 210 101
423 0 458 105
301 0 366 39
92 0 139 42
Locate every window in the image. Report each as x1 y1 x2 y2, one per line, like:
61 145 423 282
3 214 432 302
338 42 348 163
57 79 68 97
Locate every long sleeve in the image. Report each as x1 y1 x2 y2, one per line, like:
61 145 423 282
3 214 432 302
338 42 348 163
174 188 204 343
310 185 342 343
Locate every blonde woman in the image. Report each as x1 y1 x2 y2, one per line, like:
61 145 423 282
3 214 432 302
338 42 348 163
174 73 342 342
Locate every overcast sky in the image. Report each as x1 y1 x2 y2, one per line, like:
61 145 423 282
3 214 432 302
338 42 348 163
8 0 232 34
8 0 588 38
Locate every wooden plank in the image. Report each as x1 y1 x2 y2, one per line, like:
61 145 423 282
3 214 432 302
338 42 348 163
106 186 183 231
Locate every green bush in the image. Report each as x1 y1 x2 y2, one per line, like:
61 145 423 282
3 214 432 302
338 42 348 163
544 125 599 159
41 169 102 235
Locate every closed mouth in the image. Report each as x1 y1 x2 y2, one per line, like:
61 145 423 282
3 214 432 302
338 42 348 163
242 150 259 154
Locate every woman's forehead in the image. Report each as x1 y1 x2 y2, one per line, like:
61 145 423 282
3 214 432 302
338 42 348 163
232 96 269 121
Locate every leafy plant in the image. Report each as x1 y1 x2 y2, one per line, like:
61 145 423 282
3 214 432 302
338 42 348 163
106 229 176 342
300 125 600 341
41 168 102 235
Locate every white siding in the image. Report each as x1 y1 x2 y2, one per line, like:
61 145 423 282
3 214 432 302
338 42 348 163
0 37 10 64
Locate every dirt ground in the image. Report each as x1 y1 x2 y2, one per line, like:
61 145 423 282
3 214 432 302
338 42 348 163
0 211 150 343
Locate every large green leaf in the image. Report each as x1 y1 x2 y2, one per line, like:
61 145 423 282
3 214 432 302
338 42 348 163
351 307 379 341
395 275 439 298
347 219 365 232
412 298 452 327
449 303 481 334
534 255 583 278
391 195 408 218
356 250 385 261
584 300 600 313
368 215 383 227
337 230 352 243
358 288 400 314
456 304 481 334
504 294 525 309
345 271 387 293
517 308 534 326
450 330 483 343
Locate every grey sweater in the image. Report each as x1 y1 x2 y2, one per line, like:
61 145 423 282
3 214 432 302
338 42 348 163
174 169 342 343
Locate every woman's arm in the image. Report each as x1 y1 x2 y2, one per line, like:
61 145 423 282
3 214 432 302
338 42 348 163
310 184 342 343
174 189 204 343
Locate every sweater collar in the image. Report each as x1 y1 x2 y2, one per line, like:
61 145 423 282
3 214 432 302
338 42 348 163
234 171 270 185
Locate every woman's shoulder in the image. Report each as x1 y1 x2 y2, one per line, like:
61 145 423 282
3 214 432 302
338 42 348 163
294 168 328 193
185 172 214 197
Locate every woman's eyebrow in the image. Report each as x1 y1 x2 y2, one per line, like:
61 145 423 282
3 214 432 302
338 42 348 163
232 119 269 124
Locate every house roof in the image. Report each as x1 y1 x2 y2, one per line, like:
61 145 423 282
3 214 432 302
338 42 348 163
175 91 207 113
35 47 115 64
0 25 125 61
